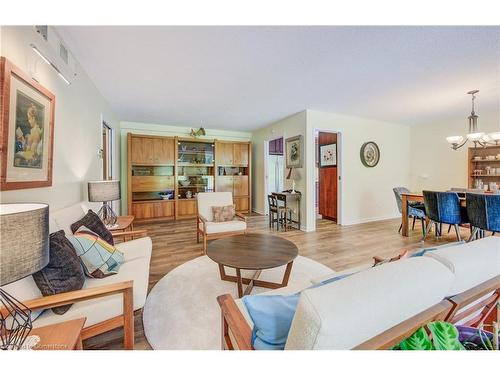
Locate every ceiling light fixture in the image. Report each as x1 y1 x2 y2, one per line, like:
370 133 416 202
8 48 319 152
446 90 498 150
30 43 71 85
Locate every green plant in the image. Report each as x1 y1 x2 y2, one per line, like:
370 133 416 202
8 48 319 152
394 321 465 350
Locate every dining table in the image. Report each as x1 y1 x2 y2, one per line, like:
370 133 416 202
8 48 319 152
400 192 467 237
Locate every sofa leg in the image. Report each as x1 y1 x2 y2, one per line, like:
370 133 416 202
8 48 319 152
123 286 134 350
203 235 207 254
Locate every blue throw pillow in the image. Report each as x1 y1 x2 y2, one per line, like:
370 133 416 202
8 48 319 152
242 273 354 350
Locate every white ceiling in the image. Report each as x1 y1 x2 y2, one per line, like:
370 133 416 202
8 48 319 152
58 26 500 131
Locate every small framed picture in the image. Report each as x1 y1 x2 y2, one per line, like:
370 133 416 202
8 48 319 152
0 57 55 190
319 143 337 167
285 135 303 168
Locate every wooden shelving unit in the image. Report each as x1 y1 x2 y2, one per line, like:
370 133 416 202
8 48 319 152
127 134 251 221
468 145 500 191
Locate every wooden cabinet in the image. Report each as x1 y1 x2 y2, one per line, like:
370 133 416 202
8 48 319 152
131 137 154 165
132 201 174 220
131 176 174 192
216 142 250 166
234 197 249 212
216 176 234 193
233 176 249 196
177 199 197 218
131 136 175 165
153 138 175 165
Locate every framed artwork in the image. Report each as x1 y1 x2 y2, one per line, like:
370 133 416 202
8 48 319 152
0 57 55 190
360 141 380 167
319 143 337 167
285 135 303 168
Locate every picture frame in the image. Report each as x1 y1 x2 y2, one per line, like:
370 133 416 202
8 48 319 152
319 143 337 167
285 135 303 168
0 57 55 190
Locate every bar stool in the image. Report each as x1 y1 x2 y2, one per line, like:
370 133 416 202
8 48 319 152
273 193 293 231
267 194 279 230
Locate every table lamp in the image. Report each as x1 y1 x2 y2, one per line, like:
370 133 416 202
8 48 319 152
0 203 49 350
286 167 300 194
88 180 120 227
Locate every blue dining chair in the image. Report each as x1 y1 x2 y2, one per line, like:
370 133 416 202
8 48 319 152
466 193 500 241
393 187 426 236
423 191 468 241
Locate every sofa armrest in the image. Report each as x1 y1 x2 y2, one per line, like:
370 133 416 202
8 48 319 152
354 300 454 350
217 294 253 350
4 281 135 350
112 229 148 240
235 212 247 222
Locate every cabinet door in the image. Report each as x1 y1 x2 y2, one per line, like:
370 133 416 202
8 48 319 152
177 200 197 217
234 197 249 212
131 137 154 164
233 176 249 196
132 202 154 219
233 143 249 166
216 176 233 193
217 142 234 165
153 138 175 165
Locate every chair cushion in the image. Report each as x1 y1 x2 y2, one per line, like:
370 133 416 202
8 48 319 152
32 236 152 329
285 257 455 350
32 230 85 314
51 202 87 236
424 236 500 296
197 192 233 222
71 209 114 245
68 227 124 278
199 220 246 234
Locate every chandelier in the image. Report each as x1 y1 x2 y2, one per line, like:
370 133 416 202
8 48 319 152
446 90 500 150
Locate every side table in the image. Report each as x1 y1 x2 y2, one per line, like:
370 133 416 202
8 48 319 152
30 317 86 350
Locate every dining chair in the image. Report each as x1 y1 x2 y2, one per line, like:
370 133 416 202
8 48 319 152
466 193 500 241
423 191 468 241
267 194 279 230
273 193 293 231
393 187 426 236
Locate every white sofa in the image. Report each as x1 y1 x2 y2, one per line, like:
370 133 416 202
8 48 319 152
219 236 500 350
3 202 152 349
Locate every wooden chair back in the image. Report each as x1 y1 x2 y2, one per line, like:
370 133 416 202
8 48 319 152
273 192 288 208
267 194 278 212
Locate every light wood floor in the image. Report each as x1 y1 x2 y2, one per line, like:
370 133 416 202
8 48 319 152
84 214 472 350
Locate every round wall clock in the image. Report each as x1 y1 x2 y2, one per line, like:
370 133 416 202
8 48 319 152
360 141 380 167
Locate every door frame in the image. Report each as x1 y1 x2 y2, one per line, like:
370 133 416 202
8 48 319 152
312 128 343 228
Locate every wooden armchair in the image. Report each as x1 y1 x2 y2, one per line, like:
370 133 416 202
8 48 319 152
196 192 247 252
1 281 135 349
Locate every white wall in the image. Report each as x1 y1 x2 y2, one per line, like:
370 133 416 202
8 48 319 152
119 121 251 214
0 26 120 211
409 111 500 192
306 110 411 227
251 111 308 225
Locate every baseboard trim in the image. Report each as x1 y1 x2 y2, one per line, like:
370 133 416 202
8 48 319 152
341 214 400 226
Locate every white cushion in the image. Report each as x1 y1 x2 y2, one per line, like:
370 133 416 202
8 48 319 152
425 236 500 296
310 263 373 285
197 192 233 222
199 220 246 234
285 257 455 350
4 236 152 329
51 202 87 235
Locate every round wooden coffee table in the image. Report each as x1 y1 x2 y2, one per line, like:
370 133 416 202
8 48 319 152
206 233 298 298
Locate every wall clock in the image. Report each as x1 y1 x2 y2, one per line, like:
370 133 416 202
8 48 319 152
360 141 380 167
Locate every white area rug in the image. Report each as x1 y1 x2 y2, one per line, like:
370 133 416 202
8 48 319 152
143 255 332 349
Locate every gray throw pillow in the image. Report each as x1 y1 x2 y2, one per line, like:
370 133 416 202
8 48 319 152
71 209 114 245
32 230 85 314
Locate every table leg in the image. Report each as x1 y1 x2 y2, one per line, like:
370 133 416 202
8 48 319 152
401 195 409 237
281 261 293 287
236 268 243 298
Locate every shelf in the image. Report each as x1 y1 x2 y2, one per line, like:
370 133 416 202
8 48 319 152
471 174 500 177
178 185 210 188
177 163 214 167
471 159 500 162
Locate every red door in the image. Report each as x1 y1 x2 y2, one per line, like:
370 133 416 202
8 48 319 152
318 132 337 221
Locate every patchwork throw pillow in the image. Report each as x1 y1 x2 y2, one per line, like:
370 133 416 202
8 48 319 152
32 230 85 314
71 209 114 245
68 226 124 278
212 205 235 222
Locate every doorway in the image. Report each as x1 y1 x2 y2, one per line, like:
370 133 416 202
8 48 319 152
316 131 338 222
265 137 284 213
101 122 113 180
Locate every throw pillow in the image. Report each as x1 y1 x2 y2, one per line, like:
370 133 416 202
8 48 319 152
32 230 85 315
212 205 235 222
71 209 114 245
68 226 124 278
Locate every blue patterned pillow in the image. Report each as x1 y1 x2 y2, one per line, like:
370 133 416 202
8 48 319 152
68 226 124 278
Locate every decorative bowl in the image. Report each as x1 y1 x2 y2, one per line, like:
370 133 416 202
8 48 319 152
179 180 190 187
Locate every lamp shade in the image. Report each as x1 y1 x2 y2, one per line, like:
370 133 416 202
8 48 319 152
0 204 49 286
88 180 120 202
286 167 300 180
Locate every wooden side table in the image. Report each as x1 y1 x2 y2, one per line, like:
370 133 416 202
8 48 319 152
30 317 86 350
109 215 135 240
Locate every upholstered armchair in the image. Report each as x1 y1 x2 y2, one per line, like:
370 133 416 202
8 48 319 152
197 192 247 252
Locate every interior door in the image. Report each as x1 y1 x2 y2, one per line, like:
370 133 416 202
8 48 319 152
318 132 337 221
